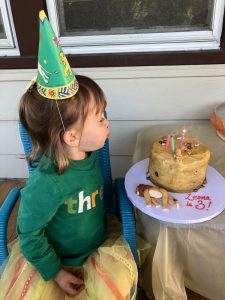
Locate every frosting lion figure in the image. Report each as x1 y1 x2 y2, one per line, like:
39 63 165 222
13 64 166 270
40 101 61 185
136 184 179 210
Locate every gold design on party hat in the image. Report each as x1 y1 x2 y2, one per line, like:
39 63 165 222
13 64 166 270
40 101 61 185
36 10 79 100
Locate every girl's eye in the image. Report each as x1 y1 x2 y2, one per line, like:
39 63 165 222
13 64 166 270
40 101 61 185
99 113 105 122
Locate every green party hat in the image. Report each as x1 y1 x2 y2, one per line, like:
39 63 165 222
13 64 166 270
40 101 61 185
37 10 79 100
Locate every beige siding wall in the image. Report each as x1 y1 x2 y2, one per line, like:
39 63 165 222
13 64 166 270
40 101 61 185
1 65 225 179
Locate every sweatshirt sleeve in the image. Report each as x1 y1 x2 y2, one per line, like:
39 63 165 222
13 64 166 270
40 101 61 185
17 174 62 281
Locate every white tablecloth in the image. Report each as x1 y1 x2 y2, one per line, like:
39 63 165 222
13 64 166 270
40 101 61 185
132 124 225 300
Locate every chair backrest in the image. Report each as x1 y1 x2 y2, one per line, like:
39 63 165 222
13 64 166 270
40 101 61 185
18 119 115 216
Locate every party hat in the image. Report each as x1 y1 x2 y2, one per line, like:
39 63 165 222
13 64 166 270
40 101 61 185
36 10 79 100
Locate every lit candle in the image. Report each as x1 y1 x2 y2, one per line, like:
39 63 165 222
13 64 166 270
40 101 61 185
179 129 186 149
171 135 175 154
165 134 171 151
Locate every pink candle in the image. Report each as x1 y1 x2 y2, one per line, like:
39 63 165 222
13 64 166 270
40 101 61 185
179 129 186 149
165 134 171 151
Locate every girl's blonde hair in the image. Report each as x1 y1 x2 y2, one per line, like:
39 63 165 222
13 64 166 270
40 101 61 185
19 75 107 174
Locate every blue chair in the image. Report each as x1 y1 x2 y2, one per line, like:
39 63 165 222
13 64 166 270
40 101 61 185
0 121 138 270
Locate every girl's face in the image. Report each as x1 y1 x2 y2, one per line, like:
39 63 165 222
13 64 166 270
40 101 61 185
78 97 109 152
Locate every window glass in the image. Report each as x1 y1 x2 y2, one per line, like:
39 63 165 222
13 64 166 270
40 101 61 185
57 0 214 36
0 9 6 39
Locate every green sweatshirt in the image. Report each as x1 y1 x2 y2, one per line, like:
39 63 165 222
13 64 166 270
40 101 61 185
17 151 106 281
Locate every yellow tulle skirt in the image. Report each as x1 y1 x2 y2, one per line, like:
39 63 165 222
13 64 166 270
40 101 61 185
0 236 137 300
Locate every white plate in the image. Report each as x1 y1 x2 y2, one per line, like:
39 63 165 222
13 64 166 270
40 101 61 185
125 158 225 224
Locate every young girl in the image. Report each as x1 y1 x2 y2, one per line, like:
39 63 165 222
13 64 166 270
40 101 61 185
0 11 137 300
0 74 137 299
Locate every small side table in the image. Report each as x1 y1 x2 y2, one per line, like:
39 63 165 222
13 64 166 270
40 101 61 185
131 124 225 300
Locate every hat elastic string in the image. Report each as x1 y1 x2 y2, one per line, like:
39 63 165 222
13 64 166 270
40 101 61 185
56 101 66 132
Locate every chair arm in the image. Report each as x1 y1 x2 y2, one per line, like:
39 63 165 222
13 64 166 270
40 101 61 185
0 187 21 267
115 178 138 264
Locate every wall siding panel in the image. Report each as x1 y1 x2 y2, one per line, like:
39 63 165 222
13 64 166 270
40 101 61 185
0 66 224 178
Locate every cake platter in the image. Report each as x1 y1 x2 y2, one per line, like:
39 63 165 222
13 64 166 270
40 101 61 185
125 158 225 224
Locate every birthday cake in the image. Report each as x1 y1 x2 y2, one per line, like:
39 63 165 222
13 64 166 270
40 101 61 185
148 134 210 193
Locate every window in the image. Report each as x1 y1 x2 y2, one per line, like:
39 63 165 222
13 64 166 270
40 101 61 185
47 0 225 54
0 0 19 56
1 0 225 68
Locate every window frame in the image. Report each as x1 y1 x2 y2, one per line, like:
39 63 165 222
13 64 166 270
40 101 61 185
0 0 225 69
0 0 19 56
46 0 225 54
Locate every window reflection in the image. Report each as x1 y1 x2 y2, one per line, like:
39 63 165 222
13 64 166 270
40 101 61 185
57 0 214 36
0 9 6 39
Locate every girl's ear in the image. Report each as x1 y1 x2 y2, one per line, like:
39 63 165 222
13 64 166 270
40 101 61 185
63 129 80 147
